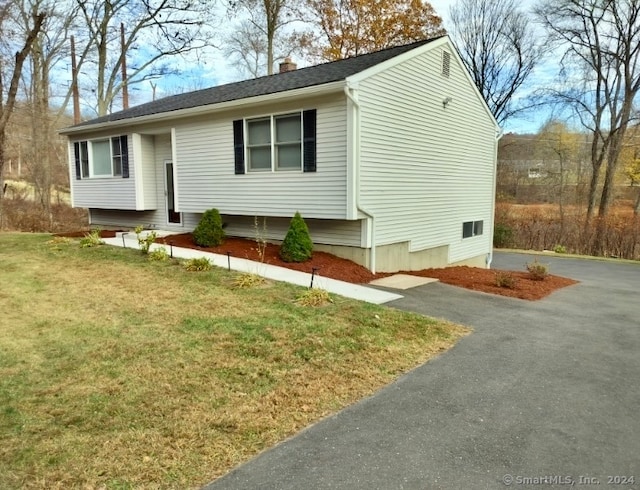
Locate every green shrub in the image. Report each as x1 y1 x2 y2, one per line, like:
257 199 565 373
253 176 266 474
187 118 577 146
79 229 104 248
526 259 548 281
279 211 313 263
553 244 567 254
134 226 157 254
184 257 212 271
193 209 225 247
148 247 169 261
493 223 514 248
495 271 517 289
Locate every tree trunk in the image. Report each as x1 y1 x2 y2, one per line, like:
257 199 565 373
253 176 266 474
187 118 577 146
0 129 6 229
585 164 600 223
558 158 565 240
634 188 640 215
599 115 630 217
0 11 46 228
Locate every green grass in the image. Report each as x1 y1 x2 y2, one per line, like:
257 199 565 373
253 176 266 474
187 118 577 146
0 232 469 489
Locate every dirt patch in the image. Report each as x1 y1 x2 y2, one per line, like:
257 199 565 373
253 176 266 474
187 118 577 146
58 230 577 300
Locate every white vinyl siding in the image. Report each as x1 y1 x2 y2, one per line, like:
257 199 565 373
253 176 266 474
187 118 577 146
140 134 158 209
70 135 136 209
88 210 362 247
356 42 497 264
69 133 163 211
174 96 347 219
222 216 362 246
89 209 200 231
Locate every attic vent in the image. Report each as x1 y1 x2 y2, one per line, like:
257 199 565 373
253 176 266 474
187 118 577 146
442 51 451 78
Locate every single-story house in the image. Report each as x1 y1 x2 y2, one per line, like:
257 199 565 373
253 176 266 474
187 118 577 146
60 35 500 273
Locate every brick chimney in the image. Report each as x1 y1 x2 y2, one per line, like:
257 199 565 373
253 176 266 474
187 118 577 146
279 57 297 73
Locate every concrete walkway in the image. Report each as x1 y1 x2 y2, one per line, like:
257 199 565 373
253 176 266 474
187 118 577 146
102 233 402 305
203 252 640 489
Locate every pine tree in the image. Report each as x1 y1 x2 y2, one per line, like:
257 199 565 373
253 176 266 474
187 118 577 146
279 212 313 262
193 209 225 247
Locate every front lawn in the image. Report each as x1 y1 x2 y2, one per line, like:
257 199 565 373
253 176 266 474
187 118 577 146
0 233 468 489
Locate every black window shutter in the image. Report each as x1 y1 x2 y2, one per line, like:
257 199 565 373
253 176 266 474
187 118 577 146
73 142 82 179
120 135 129 178
233 119 245 174
303 109 317 172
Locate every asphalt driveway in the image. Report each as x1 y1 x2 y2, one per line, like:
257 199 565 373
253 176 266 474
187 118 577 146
204 252 640 489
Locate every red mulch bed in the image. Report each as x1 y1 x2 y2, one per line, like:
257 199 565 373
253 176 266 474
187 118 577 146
156 233 577 300
403 266 578 301
157 233 378 284
58 230 578 300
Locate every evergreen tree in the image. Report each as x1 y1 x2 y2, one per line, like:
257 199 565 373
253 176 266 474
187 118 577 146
279 211 313 262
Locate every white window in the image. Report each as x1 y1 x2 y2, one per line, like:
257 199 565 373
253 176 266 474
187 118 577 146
75 136 128 179
111 137 124 176
91 140 113 177
246 113 302 172
79 141 89 178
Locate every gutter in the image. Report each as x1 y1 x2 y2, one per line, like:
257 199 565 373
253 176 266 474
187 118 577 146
487 127 505 269
344 84 377 274
59 81 346 136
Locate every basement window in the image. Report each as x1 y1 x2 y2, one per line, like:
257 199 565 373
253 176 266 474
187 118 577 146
463 220 483 238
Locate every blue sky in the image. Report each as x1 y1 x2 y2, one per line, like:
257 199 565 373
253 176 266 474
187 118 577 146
429 0 557 134
100 0 555 135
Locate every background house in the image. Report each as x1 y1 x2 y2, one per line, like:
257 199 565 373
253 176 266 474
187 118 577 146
61 35 500 273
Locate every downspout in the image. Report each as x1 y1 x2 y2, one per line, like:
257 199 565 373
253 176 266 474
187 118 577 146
487 127 504 269
344 85 377 274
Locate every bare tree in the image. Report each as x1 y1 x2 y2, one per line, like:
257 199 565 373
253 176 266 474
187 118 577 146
0 1 45 227
75 0 215 116
15 0 79 226
226 0 303 76
225 20 268 78
449 0 543 126
536 0 640 222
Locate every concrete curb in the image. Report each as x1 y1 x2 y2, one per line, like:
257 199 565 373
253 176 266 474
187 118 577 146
102 234 403 305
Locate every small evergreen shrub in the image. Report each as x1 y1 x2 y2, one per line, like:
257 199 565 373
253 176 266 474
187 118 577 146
279 211 313 263
193 209 225 247
493 223 514 248
526 259 549 281
184 257 212 271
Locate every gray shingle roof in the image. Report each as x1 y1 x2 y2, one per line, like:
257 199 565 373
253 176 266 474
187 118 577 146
74 36 443 128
